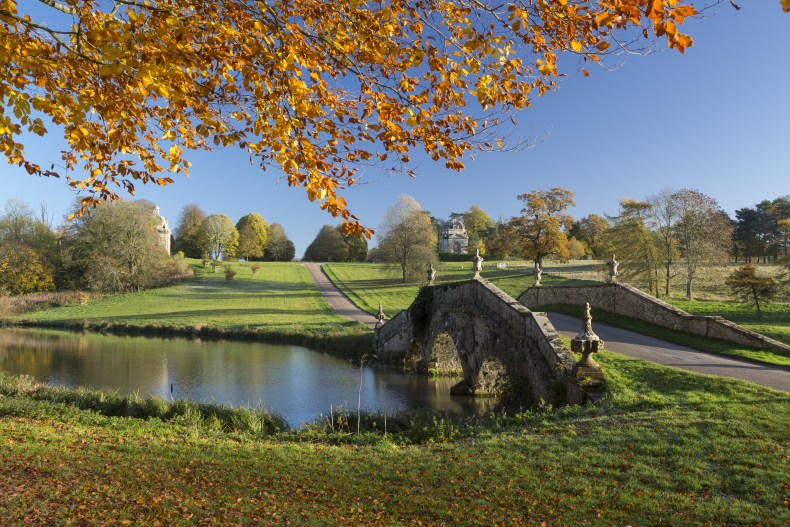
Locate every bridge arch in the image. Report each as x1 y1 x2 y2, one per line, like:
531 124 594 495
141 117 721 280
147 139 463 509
375 279 591 407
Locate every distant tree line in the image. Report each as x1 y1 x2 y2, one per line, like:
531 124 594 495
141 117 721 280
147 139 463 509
302 225 367 263
0 199 297 296
364 190 790 304
0 198 190 295
171 204 295 263
733 196 790 264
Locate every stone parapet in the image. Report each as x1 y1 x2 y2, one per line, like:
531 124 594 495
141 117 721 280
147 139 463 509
374 279 591 407
518 282 790 356
373 309 412 361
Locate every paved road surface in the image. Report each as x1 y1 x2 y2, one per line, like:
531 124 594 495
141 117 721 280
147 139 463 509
302 262 379 328
547 312 790 392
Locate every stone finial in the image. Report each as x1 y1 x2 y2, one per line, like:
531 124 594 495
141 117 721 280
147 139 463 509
375 303 386 327
534 262 542 287
426 264 437 285
607 254 619 283
472 249 483 279
571 303 605 383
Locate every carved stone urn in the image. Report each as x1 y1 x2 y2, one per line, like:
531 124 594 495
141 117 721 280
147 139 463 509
571 303 605 383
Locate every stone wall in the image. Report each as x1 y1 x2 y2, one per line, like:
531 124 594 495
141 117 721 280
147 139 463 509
518 282 790 356
375 309 412 361
374 279 590 406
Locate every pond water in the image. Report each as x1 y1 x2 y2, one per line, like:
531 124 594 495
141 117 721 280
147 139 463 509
0 328 490 426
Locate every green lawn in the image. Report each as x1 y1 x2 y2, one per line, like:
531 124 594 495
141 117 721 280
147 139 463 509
667 298 790 347
323 262 596 316
1 351 787 526
15 261 358 333
2 261 789 524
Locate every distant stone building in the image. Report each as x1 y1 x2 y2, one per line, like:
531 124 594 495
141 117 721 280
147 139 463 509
154 206 171 255
439 218 468 254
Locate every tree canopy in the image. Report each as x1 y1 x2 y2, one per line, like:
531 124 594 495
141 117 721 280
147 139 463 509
0 241 55 295
462 205 494 254
607 199 661 296
263 223 295 261
378 195 437 283
507 188 574 267
303 225 348 262
3 0 732 236
199 214 239 260
64 199 172 292
726 265 778 320
173 203 205 258
235 212 270 260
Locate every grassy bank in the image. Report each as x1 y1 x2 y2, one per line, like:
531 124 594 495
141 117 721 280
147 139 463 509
13 261 347 330
667 297 790 346
9 261 372 351
1 349 788 526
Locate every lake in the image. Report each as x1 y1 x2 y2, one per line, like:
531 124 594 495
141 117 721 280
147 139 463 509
0 328 489 426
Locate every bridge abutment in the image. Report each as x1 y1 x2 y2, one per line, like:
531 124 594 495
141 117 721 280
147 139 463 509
374 279 595 407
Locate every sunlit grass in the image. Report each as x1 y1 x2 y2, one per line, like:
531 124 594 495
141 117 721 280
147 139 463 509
15 261 355 332
667 297 790 346
323 261 598 316
0 349 787 526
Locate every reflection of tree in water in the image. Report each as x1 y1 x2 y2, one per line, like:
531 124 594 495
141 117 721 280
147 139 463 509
0 328 493 423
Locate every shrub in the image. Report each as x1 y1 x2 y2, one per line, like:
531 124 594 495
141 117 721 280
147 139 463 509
251 264 261 275
726 265 778 319
224 266 237 282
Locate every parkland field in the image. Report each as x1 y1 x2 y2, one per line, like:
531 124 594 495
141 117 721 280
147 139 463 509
1 260 788 526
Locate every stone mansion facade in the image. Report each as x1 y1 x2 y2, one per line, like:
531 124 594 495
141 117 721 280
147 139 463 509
439 218 468 254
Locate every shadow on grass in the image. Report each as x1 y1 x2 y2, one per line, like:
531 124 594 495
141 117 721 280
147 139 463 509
61 307 337 322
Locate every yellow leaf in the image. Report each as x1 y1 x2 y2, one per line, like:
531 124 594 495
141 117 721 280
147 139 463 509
782 0 790 12
570 41 582 52
596 41 610 52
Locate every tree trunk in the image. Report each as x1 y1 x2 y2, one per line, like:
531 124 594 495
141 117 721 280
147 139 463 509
754 288 763 320
664 264 671 297
686 276 693 300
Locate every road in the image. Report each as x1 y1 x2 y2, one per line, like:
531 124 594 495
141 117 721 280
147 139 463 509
547 312 790 392
301 262 379 328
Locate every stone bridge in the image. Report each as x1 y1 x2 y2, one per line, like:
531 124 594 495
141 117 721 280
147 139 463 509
375 279 595 407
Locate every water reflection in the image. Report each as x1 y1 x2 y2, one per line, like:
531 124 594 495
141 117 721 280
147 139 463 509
0 328 492 425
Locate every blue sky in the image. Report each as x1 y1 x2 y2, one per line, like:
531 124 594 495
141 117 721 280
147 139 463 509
3 2 788 256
